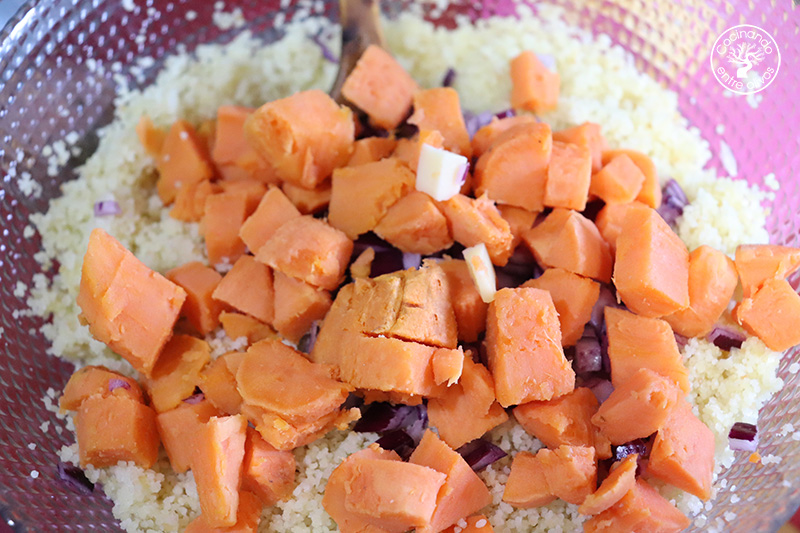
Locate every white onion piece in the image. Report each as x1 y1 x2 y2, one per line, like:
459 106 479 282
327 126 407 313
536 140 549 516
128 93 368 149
415 143 469 202
464 243 497 303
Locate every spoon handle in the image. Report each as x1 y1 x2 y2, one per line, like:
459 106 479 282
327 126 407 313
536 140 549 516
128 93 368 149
330 0 385 103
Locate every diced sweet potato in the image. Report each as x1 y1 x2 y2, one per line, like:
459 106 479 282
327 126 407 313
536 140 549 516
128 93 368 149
605 307 689 393
197 119 216 155
578 454 637 515
665 245 738 337
212 105 278 185
735 277 800 351
485 287 574 407
734 244 800 298
552 123 606 172
350 247 375 280
591 368 682 445
341 45 419 130
583 479 690 533
76 392 160 469
431 347 465 387
200 354 244 416
439 259 489 343
256 215 353 291
408 88 472 158
522 208 612 283
594 201 651 254
392 129 445 173
503 451 555 508
60 366 143 411
192 415 248 528
497 205 536 251
156 120 214 205
244 90 354 189
374 190 453 255
471 115 538 159
218 180 267 217
648 400 715 500
328 158 416 239
538 445 597 505
442 194 514 266
166 262 225 336
522 268 600 346
544 141 592 211
242 428 295 506
212 255 274 324
509 50 559 113
347 137 398 167
409 430 492 533
442 515 494 533
219 311 277 345
428 357 508 449
589 154 645 205
146 334 211 413
601 149 661 208
473 122 553 212
136 115 166 158
77 229 186 377
203 191 249 267
613 205 689 317
272 271 332 343
514 387 611 460
156 399 221 473
171 180 222 223
184 490 262 533
281 180 332 215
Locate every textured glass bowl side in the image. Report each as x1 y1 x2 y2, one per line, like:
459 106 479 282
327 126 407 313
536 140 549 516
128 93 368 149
0 1 798 532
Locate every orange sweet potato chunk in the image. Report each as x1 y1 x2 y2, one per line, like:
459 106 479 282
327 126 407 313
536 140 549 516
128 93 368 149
594 201 651 254
192 414 248 528
136 115 166 158
242 428 295 506
523 208 613 283
329 158 416 239
432 347 465 387
409 430 492 533
60 366 143 411
442 515 494 533
591 368 682 445
350 247 375 280
485 287 575 407
665 245 738 337
374 190 453 255
212 105 278 185
442 194 514 266
497 205 537 251
509 50 559 113
272 271 332 343
503 451 555 508
203 191 249 267
472 115 538 159
584 479 690 533
735 277 800 351
171 180 222 223
281 180 332 215
256 215 353 291
439 259 489 343
613 205 689 317
544 140 592 211
473 122 553 212
538 445 597 505
648 400 715 500
513 387 611 460
156 120 214 205
218 180 267 217
601 149 661 208
156 399 221 473
392 129 445 173
76 392 160 469
347 137 398 167
605 307 689 394
578 454 637 515
77 229 186 377
184 490 262 533
734 244 800 298
219 311 277 345
408 87 472 158
200 353 245 416
552 122 606 173
428 357 509 449
244 90 354 189
589 154 645 205
522 268 600 346
213 255 275 324
146 334 211 413
166 262 225 336
341 44 419 130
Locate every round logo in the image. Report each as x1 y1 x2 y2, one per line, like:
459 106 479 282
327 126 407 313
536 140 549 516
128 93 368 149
710 24 781 95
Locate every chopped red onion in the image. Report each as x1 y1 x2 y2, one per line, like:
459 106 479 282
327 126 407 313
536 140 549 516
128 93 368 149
581 199 605 222
728 422 758 452
613 438 651 462
57 462 95 494
459 160 470 185
589 285 621 332
182 392 205 405
673 332 689 349
402 253 422 270
310 32 337 63
657 179 689 227
493 109 516 120
94 200 121 217
574 329 603 376
297 321 321 354
707 326 746 351
376 429 416 460
586 378 615 404
456 439 507 472
395 122 419 139
537 53 557 72
341 393 364 411
107 378 130 392
353 403 415 434
401 404 429 444
371 249 405 277
442 67 456 87
463 110 495 138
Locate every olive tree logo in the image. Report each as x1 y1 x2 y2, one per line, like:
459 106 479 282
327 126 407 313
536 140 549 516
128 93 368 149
711 24 780 95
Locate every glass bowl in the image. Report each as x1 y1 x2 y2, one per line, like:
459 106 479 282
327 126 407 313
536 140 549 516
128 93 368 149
0 0 798 531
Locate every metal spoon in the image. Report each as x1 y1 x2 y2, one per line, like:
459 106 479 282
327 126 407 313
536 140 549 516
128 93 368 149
329 0 385 104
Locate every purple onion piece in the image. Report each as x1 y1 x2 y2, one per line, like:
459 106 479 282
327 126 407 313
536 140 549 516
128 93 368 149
94 200 121 217
613 438 651 462
657 202 683 227
395 122 419 139
728 422 758 448
462 110 495 139
581 200 605 222
376 429 416 460
707 326 746 351
297 321 321 354
586 378 615 404
537 53 557 72
574 329 603 376
353 403 415 434
57 462 95 494
657 179 689 227
402 252 422 270
401 404 429 444
456 439 508 472
370 249 405 277
495 259 539 290
442 67 456 88
107 378 131 392
310 32 337 63
589 285 620 332
674 332 689 349
493 108 516 120
182 392 205 405
341 393 364 411
458 160 470 185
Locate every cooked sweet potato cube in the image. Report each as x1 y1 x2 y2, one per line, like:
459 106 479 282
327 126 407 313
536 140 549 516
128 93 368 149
146 334 211 413
552 122 606 172
218 180 267 217
272 271 332 344
736 277 800 351
502 451 555 508
374 190 453 255
601 149 661 208
509 50 559 113
347 137 398 167
393 129 445 173
589 154 645 205
734 244 800 298
281 180 332 215
166 262 226 336
472 115 538 159
199 354 245 416
212 105 278 185
60 366 143 411
136 115 166 158
238 185 301 257
578 454 637 515
242 428 295 506
213 255 274 324
538 445 596 505
156 120 214 205
203 191 249 267
544 140 592 211
594 201 651 254
439 259 489 343
219 311 277 345
497 205 537 251
442 194 514 266
156 399 221 473
431 347 465 387
349 247 375 280
171 180 221 223
408 87 472 158
184 490 262 533
583 479 690 533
